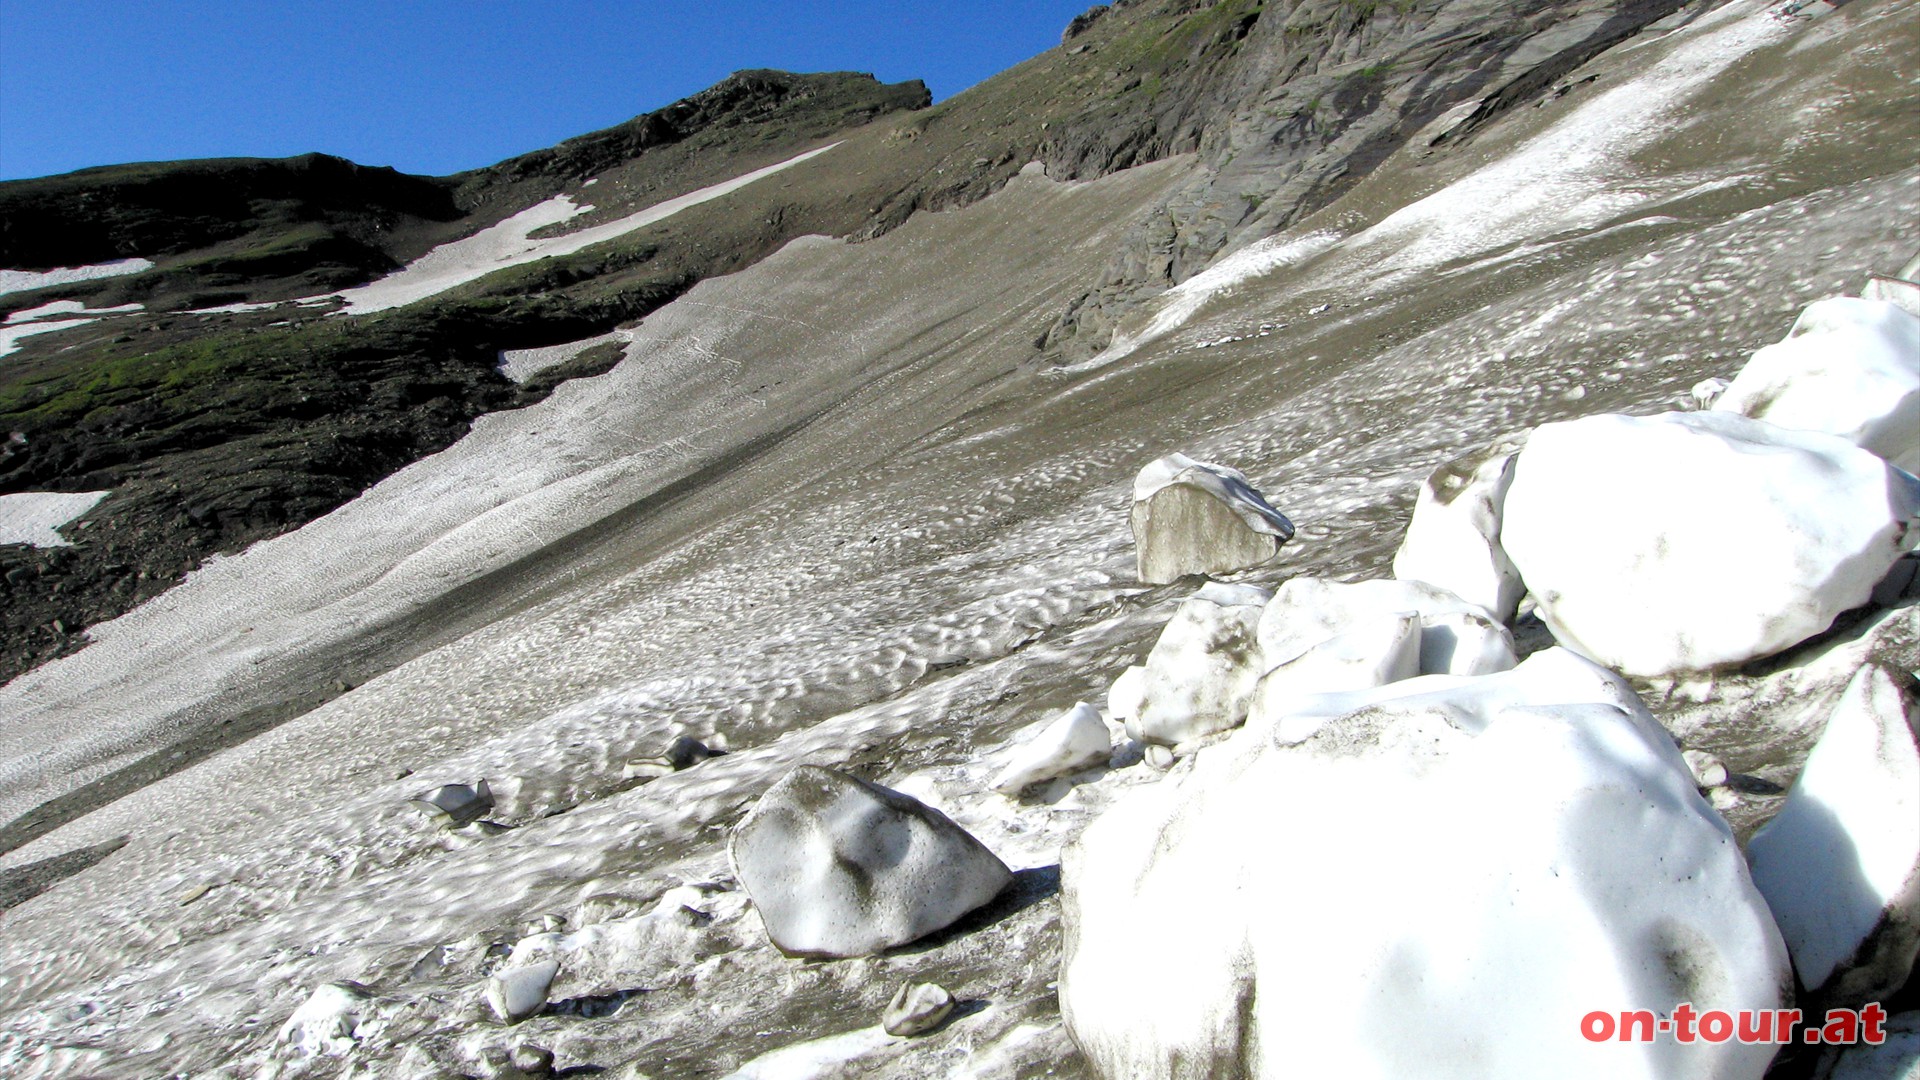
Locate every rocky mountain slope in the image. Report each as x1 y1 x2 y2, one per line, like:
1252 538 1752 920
1 0 1918 1076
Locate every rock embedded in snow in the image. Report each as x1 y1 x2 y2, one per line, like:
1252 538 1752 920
1391 439 1525 623
277 982 377 1058
1143 744 1175 770
412 780 494 826
1503 411 1920 677
1129 453 1293 584
991 702 1112 795
1746 665 1920 1007
883 980 956 1036
487 960 559 1023
730 766 1013 957
1682 749 1729 788
1129 582 1270 746
1061 649 1789 1080
1714 297 1920 472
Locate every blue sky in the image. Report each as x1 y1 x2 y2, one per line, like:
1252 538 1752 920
0 1 1095 181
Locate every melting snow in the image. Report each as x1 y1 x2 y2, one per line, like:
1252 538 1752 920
0 258 153 299
331 143 843 315
0 491 110 548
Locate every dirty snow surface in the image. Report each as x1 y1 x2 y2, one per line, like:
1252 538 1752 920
0 491 110 548
331 143 842 315
1 2 1917 1076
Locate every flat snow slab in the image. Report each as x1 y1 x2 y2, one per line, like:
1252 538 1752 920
0 258 153 299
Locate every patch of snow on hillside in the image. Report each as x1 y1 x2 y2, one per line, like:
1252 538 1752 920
1349 0 1786 279
6 300 140 323
0 258 153 299
0 491 109 548
331 142 843 315
1084 230 1341 368
498 329 633 383
0 318 97 359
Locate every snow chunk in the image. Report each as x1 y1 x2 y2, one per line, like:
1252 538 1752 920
0 258 152 299
1130 453 1293 584
729 766 1012 957
1862 275 1920 319
0 491 109 548
1248 612 1422 727
1129 582 1271 746
1715 297 1920 472
1391 440 1525 623
277 981 376 1058
1061 649 1790 1080
1257 576 1516 681
990 702 1111 796
1826 1011 1920 1080
1746 665 1920 1006
1503 411 1920 676
1106 665 1146 724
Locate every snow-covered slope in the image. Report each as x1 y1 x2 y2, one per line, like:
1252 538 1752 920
1 1 1918 1076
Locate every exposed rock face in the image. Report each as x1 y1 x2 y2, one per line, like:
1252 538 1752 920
730 766 1013 958
1746 665 1920 1008
991 702 1112 796
1503 411 1920 677
1038 0 1694 359
1714 297 1920 473
1392 441 1525 624
1130 453 1292 584
1061 649 1790 1080
1129 582 1271 746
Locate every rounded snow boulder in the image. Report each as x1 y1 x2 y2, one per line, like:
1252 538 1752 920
1714 297 1920 473
1255 576 1515 680
730 766 1012 958
1060 649 1791 1080
1503 411 1920 677
991 701 1112 796
1746 665 1920 1008
1129 582 1270 746
1391 439 1525 623
1130 453 1293 584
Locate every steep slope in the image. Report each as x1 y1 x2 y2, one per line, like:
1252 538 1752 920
0 0 1914 1076
0 2 1718 691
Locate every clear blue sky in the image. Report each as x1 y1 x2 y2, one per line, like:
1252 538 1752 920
0 0 1095 181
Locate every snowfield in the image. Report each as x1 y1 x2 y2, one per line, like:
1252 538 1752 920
1 1 1917 1076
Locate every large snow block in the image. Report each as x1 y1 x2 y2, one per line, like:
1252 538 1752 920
1130 453 1293 584
991 701 1112 796
730 766 1012 958
1715 297 1920 473
1061 649 1790 1080
1392 440 1525 623
1129 582 1270 746
1256 576 1515 680
1503 411 1920 677
1747 665 1920 1008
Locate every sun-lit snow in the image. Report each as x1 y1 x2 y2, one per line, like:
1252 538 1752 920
0 3 1913 1074
0 491 109 548
498 329 633 383
331 143 843 315
0 258 153 299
